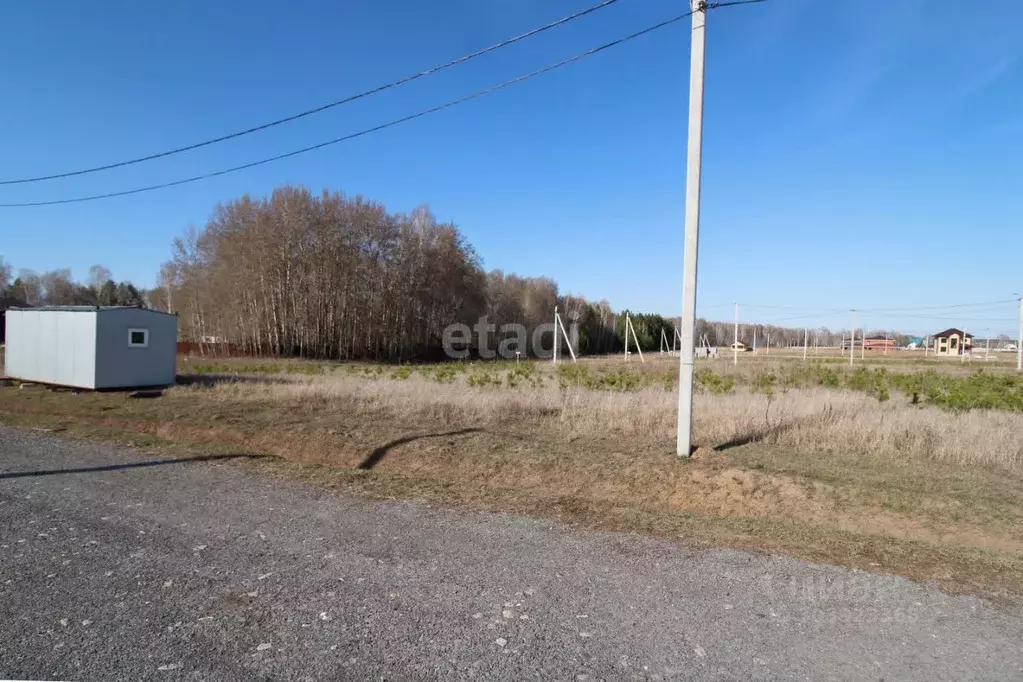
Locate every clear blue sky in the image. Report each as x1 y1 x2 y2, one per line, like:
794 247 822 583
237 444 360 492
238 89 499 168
1 0 1021 336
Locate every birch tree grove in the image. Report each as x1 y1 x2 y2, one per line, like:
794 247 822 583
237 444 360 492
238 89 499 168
157 184 887 361
161 186 489 361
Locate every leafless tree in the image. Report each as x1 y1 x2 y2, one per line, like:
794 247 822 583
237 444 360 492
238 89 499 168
0 258 12 292
88 265 113 292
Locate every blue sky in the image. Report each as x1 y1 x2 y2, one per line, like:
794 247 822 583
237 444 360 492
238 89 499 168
1 0 1021 336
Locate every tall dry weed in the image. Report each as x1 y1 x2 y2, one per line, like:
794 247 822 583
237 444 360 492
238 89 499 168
173 373 1023 469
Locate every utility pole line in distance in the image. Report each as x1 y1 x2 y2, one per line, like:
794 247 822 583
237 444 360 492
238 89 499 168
675 0 708 457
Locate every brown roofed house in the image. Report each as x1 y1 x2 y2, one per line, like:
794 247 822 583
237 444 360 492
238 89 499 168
932 328 973 356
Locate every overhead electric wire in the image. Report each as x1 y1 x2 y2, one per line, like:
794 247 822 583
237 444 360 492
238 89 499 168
727 308 1019 325
857 312 1018 323
0 0 621 186
772 312 845 323
742 303 849 314
739 299 1017 316
853 299 1018 313
1 3 764 208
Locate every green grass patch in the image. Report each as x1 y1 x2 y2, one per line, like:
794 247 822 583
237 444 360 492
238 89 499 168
697 362 1023 412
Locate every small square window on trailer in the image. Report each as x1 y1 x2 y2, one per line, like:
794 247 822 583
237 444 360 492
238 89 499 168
2 306 177 390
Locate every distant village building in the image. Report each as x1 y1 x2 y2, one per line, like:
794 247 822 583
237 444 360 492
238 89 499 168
932 328 972 356
728 342 748 352
863 335 896 351
842 336 895 351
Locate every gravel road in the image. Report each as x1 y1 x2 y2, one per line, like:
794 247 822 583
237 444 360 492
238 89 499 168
0 425 1020 681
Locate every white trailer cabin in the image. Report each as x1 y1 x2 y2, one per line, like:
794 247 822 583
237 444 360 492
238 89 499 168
3 306 177 390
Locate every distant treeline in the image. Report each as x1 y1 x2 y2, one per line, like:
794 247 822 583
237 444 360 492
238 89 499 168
0 262 148 309
8 184 910 362
148 184 910 361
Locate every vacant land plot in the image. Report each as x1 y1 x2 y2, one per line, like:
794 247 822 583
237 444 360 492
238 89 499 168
2 351 1022 599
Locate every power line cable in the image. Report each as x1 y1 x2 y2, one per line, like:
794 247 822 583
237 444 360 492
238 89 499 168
0 0 621 186
859 312 1018 322
758 311 1019 325
854 299 1018 313
741 299 1016 315
742 303 849 314
771 312 847 322
1 2 764 208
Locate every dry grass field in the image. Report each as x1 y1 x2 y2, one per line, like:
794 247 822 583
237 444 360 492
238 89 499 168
2 348 1023 599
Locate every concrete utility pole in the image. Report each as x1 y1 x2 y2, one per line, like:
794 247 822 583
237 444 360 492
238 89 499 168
624 313 631 361
624 314 644 363
849 310 857 366
675 0 708 457
733 302 739 366
803 328 808 361
552 306 560 364
1017 296 1022 372
555 309 578 363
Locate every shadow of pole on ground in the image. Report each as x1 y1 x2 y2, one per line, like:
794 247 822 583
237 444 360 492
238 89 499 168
0 453 273 480
357 428 483 471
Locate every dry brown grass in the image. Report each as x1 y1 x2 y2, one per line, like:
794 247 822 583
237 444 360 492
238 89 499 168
3 360 1023 599
697 389 1023 469
181 373 1023 470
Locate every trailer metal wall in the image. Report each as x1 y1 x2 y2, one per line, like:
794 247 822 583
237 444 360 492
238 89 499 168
4 309 97 389
94 308 177 389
